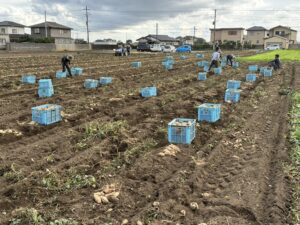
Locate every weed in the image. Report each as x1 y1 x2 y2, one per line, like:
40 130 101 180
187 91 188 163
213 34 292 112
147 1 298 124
65 174 96 189
4 164 24 182
10 208 45 225
49 218 78 225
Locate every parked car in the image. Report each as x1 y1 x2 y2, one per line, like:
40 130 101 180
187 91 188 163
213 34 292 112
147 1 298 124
114 47 126 56
150 44 163 52
137 42 151 52
163 45 176 53
176 45 192 53
265 44 281 51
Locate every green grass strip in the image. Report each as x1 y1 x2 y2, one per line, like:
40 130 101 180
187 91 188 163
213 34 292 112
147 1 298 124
239 50 300 62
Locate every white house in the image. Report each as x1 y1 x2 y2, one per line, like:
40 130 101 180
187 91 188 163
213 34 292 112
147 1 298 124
0 21 25 35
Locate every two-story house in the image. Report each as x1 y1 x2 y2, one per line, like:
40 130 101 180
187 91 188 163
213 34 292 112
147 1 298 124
245 26 269 47
137 35 180 46
264 25 297 49
30 21 72 41
210 28 244 44
0 21 26 45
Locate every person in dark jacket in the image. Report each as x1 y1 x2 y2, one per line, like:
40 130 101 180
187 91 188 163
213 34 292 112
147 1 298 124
61 55 73 77
268 54 281 70
226 54 235 66
126 45 131 56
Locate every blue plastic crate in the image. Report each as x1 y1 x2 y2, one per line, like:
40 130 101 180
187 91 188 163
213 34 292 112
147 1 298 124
168 118 196 144
164 63 173 70
248 65 258 72
38 87 54 98
38 79 53 88
22 75 36 84
132 62 142 68
214 67 222 75
198 72 207 81
162 60 174 66
196 54 204 58
225 89 241 103
197 103 221 123
180 55 188 60
204 65 209 72
260 67 267 75
197 61 209 67
140 87 157 97
56 71 67 79
227 80 241 89
84 79 98 89
221 62 227 68
71 67 83 76
233 62 239 68
99 77 113 85
246 74 256 82
263 69 273 77
32 104 62 125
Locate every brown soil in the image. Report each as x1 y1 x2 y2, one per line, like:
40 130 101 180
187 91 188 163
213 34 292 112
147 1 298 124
0 52 296 225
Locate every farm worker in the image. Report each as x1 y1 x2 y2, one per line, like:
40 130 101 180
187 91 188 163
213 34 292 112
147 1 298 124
61 55 73 77
209 47 221 71
268 54 281 70
122 46 126 56
126 45 131 56
226 54 236 66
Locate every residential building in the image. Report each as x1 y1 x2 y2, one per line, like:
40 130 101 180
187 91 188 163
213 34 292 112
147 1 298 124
264 36 289 49
30 21 72 39
210 28 245 44
245 26 269 46
268 25 297 44
137 34 180 46
0 21 25 35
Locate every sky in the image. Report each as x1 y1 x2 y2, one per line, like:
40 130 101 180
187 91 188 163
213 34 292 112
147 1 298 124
0 0 300 42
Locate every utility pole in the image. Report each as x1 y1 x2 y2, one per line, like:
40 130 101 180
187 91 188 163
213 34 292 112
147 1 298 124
193 26 196 46
213 9 217 50
84 5 90 43
45 11 47 38
156 23 158 41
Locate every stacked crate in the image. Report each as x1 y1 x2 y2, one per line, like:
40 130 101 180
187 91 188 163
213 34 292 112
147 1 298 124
38 79 54 98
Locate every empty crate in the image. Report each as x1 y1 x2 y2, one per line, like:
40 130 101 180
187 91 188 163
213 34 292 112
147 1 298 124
197 104 221 123
56 71 67 79
246 74 257 82
197 61 209 67
263 69 273 77
38 79 54 98
227 80 241 89
214 67 222 75
248 65 258 72
132 62 142 68
168 118 196 144
140 87 157 97
260 67 267 75
22 75 36 84
32 104 62 125
164 63 173 70
198 72 207 81
196 54 204 58
221 62 227 68
84 79 98 89
225 89 241 103
71 67 83 76
204 65 209 72
99 77 113 85
162 60 175 65
233 62 239 68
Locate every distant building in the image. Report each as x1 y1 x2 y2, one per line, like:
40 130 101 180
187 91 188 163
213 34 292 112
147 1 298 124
93 39 117 45
245 26 269 47
210 28 245 44
0 21 26 44
177 36 206 46
92 39 118 50
268 25 297 44
137 34 180 46
30 21 72 39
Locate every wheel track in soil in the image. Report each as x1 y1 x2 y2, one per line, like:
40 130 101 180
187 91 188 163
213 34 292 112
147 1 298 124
86 67 293 224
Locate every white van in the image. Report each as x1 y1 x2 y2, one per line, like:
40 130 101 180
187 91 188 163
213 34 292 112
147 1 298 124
150 44 163 52
265 44 281 50
163 45 176 53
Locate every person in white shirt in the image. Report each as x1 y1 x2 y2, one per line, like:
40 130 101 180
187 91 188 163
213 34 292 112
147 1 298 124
208 47 221 71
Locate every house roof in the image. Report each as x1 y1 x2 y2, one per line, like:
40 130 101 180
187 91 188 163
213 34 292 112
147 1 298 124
0 21 25 27
30 21 72 30
246 26 268 31
137 34 177 42
210 27 244 31
270 25 297 32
